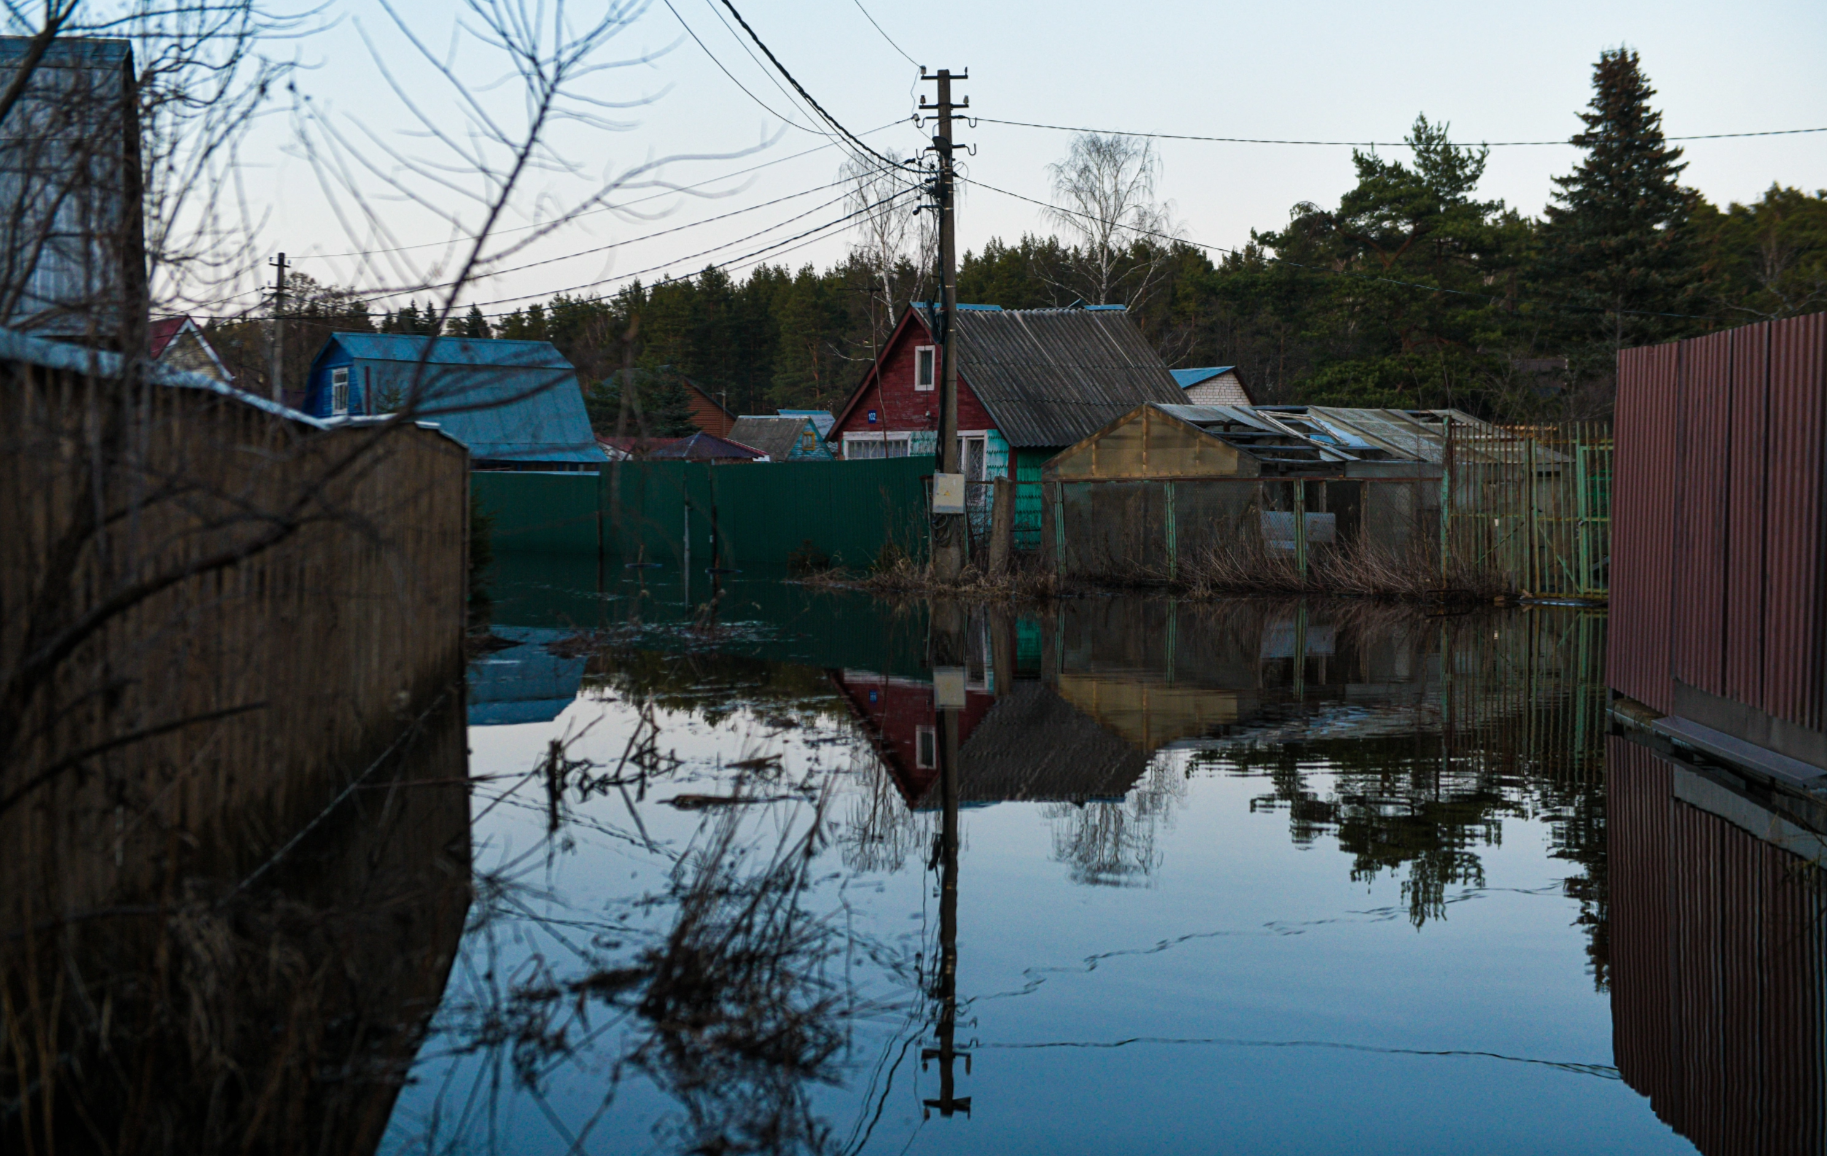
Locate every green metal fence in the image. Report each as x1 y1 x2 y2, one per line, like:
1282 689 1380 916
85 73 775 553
1444 422 1611 600
473 456 935 573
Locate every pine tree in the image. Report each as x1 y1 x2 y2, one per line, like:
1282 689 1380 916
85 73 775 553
1538 49 1699 351
460 304 491 338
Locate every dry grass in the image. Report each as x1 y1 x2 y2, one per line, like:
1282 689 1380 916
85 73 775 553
1183 533 1508 604
795 555 1064 604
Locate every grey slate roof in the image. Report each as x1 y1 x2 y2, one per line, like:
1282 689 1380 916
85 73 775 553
323 333 597 464
952 681 1151 804
729 415 817 461
953 308 1185 449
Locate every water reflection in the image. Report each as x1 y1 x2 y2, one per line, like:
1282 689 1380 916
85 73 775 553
1610 734 1827 1156
401 578 1789 1153
1 697 470 1154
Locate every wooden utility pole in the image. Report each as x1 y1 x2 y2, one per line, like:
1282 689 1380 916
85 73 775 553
268 252 288 404
921 69 967 582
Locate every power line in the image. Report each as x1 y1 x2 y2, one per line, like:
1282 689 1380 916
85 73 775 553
469 184 921 312
304 121 905 262
849 0 918 67
376 186 859 306
714 0 913 173
661 0 822 134
973 116 1827 148
363 176 874 301
958 174 1712 320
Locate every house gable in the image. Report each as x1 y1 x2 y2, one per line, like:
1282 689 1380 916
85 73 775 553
830 307 997 452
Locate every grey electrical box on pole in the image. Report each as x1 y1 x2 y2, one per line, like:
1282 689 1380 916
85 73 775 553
921 69 968 582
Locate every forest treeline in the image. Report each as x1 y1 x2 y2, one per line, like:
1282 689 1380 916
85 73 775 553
210 50 1827 428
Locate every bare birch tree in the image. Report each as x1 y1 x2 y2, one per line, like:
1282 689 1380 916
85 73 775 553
843 152 930 354
1045 131 1178 308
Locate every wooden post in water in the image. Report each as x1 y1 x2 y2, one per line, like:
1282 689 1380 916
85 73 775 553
1294 479 1308 582
988 476 1014 576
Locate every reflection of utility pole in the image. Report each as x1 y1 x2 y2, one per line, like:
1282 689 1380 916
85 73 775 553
921 68 967 582
268 252 288 403
924 602 971 1119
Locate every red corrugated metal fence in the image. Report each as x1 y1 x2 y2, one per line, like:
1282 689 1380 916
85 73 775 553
1610 313 1827 748
1609 735 1827 1155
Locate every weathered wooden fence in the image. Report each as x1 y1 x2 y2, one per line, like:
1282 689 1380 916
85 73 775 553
0 333 470 914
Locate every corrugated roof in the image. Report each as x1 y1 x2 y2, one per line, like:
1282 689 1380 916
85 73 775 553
777 409 836 437
951 681 1150 804
324 332 596 463
644 432 764 461
729 415 816 461
952 307 1185 448
1170 366 1237 389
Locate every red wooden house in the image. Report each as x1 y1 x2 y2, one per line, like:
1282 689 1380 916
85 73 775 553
829 303 1183 544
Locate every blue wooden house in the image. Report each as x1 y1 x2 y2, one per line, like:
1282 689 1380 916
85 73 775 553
303 333 600 471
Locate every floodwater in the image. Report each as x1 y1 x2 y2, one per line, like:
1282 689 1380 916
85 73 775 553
381 552 1746 1156
17 551 1825 1154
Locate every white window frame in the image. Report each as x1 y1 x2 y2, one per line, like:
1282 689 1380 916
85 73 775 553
844 431 913 459
957 431 989 479
914 345 936 391
915 725 936 769
331 367 350 416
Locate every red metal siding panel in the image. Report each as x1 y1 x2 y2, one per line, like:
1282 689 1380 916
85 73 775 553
1610 342 1681 713
1610 734 1827 1156
1673 330 1733 698
1762 313 1827 731
1724 323 1769 706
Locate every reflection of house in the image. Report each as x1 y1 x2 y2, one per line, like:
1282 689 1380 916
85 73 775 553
149 316 232 382
1609 734 1827 1155
829 670 995 806
467 628 585 725
829 670 1151 809
303 333 600 472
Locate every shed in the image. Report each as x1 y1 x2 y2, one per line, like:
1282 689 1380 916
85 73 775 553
303 333 599 471
1171 366 1253 406
729 414 835 461
1040 404 1488 581
1043 403 1519 481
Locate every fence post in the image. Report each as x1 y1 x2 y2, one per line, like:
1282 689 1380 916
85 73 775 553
1526 434 1538 597
1164 481 1177 583
1440 420 1454 591
1294 478 1308 582
1052 484 1066 578
988 476 1014 576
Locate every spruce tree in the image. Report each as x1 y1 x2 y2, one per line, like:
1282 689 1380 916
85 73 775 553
1538 48 1699 351
460 304 492 338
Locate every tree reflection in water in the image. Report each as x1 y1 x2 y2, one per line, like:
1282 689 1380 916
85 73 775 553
1042 757 1188 886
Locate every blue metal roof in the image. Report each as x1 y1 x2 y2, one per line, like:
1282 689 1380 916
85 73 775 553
1171 366 1238 390
313 333 598 463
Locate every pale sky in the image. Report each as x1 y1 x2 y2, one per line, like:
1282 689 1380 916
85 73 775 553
224 0 1827 318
